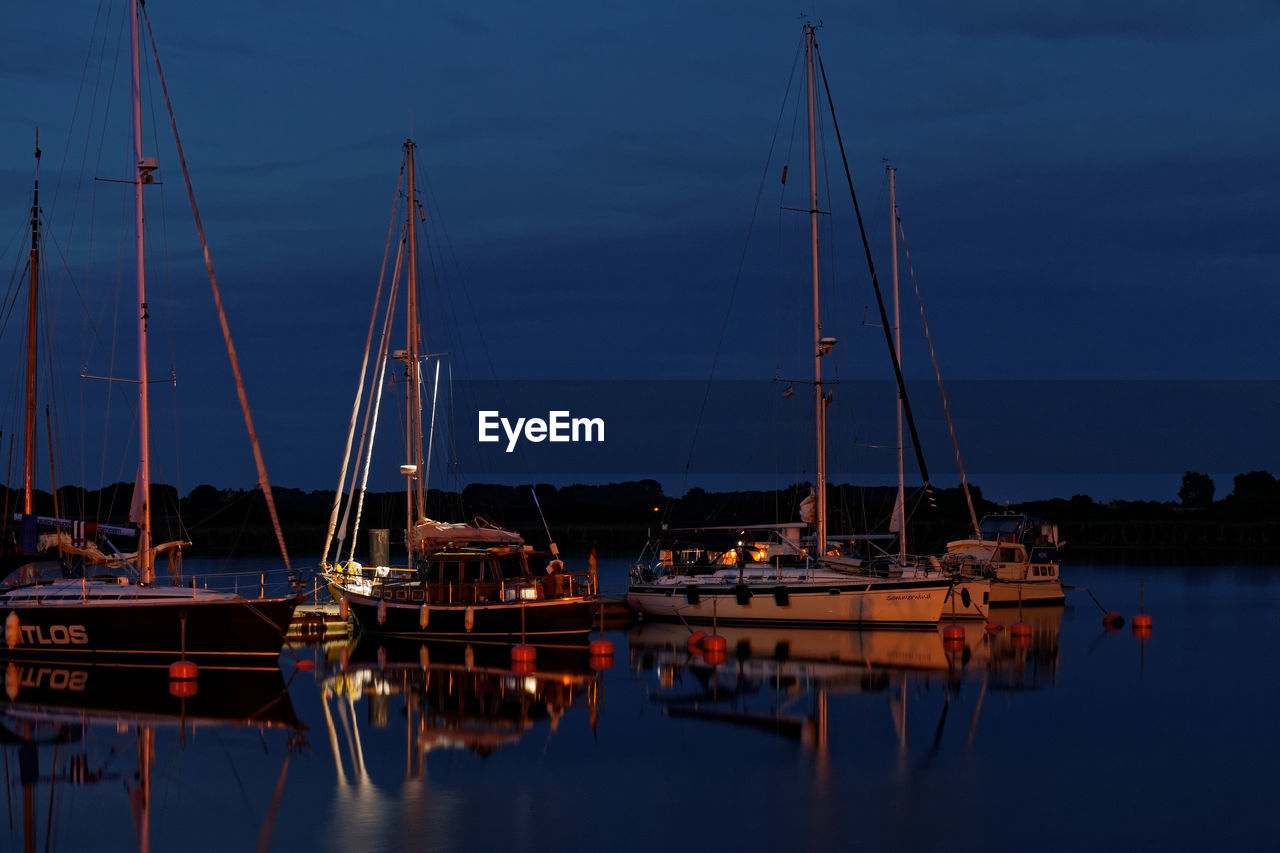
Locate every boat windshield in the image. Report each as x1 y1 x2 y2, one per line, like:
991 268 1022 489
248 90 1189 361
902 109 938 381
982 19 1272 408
978 516 1026 541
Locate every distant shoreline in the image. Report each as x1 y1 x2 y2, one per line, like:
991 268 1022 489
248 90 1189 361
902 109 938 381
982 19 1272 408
9 476 1277 565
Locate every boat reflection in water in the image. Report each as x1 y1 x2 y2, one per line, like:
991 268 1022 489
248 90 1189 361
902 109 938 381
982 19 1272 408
628 605 1062 754
317 630 601 783
317 635 607 843
0 662 304 851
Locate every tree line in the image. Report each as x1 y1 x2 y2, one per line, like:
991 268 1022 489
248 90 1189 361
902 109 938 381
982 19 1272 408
3 470 1277 563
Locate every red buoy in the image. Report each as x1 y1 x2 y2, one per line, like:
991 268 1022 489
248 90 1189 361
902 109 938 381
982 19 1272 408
511 644 537 663
703 648 727 666
295 659 316 672
1103 611 1124 629
1011 633 1033 651
169 660 198 699
589 638 614 657
985 621 1004 635
943 637 966 654
701 634 727 653
1010 621 1031 637
1132 613 1153 629
941 624 965 641
511 659 535 676
169 660 198 680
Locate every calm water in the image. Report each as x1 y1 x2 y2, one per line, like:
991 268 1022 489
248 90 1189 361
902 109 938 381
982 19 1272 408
4 557 1280 852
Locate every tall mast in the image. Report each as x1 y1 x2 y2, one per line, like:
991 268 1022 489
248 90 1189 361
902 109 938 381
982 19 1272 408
23 133 42 517
404 140 426 537
806 24 827 556
890 166 905 561
131 0 153 583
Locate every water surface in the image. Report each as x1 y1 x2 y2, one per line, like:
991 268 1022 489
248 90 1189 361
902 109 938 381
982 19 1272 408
3 559 1277 852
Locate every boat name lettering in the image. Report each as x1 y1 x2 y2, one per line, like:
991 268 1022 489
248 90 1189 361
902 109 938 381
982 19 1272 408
19 666 89 692
477 410 605 453
20 624 89 645
885 593 931 601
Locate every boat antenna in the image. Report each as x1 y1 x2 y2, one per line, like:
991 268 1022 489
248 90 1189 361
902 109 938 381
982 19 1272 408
529 487 560 560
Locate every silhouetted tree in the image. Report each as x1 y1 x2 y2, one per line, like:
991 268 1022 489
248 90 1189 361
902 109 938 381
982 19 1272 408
1231 470 1280 500
1178 471 1215 508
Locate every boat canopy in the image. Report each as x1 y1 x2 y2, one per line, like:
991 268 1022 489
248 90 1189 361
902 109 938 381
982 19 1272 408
412 517 525 551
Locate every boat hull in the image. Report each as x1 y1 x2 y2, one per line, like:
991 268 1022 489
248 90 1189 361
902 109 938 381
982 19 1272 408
0 584 297 670
344 593 596 641
626 576 950 629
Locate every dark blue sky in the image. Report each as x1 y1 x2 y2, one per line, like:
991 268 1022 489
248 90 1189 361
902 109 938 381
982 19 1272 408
2 1 1278 504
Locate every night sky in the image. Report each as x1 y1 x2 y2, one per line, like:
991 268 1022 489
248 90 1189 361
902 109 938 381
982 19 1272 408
2 1 1278 505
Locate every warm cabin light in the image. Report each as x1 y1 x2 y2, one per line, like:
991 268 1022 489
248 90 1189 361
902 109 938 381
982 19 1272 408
519 586 538 600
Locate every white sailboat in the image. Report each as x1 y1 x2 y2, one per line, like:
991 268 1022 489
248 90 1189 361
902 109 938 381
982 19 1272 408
0 0 299 669
627 24 952 629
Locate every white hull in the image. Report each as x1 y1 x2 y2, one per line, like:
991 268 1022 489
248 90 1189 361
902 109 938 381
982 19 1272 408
627 568 950 629
942 577 992 619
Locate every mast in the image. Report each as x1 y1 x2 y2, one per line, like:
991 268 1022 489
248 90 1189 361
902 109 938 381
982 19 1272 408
806 23 827 556
131 0 154 583
404 140 426 544
890 166 905 561
23 133 41 518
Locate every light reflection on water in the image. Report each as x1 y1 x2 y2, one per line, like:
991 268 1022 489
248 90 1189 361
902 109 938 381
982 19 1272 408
4 558 1280 852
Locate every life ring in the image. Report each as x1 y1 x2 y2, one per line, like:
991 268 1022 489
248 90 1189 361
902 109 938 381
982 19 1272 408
547 559 565 574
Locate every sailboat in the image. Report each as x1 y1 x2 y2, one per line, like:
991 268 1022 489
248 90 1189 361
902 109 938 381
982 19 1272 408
626 24 952 629
321 140 595 641
0 0 299 669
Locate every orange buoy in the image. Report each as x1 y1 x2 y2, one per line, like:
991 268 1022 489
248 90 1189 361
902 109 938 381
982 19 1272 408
169 679 197 699
686 630 707 651
1133 624 1153 640
943 636 966 654
1010 621 1031 637
511 659 535 675
1011 633 1033 651
295 659 316 672
1103 611 1124 629
168 660 198 698
590 654 614 671
985 621 1004 634
169 660 198 681
703 648 727 666
1132 613 1153 629
941 624 965 641
701 634 727 653
589 638 614 657
511 644 537 663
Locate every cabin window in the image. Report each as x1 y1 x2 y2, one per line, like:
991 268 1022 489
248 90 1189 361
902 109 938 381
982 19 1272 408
436 560 462 584
463 560 485 582
495 558 526 580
